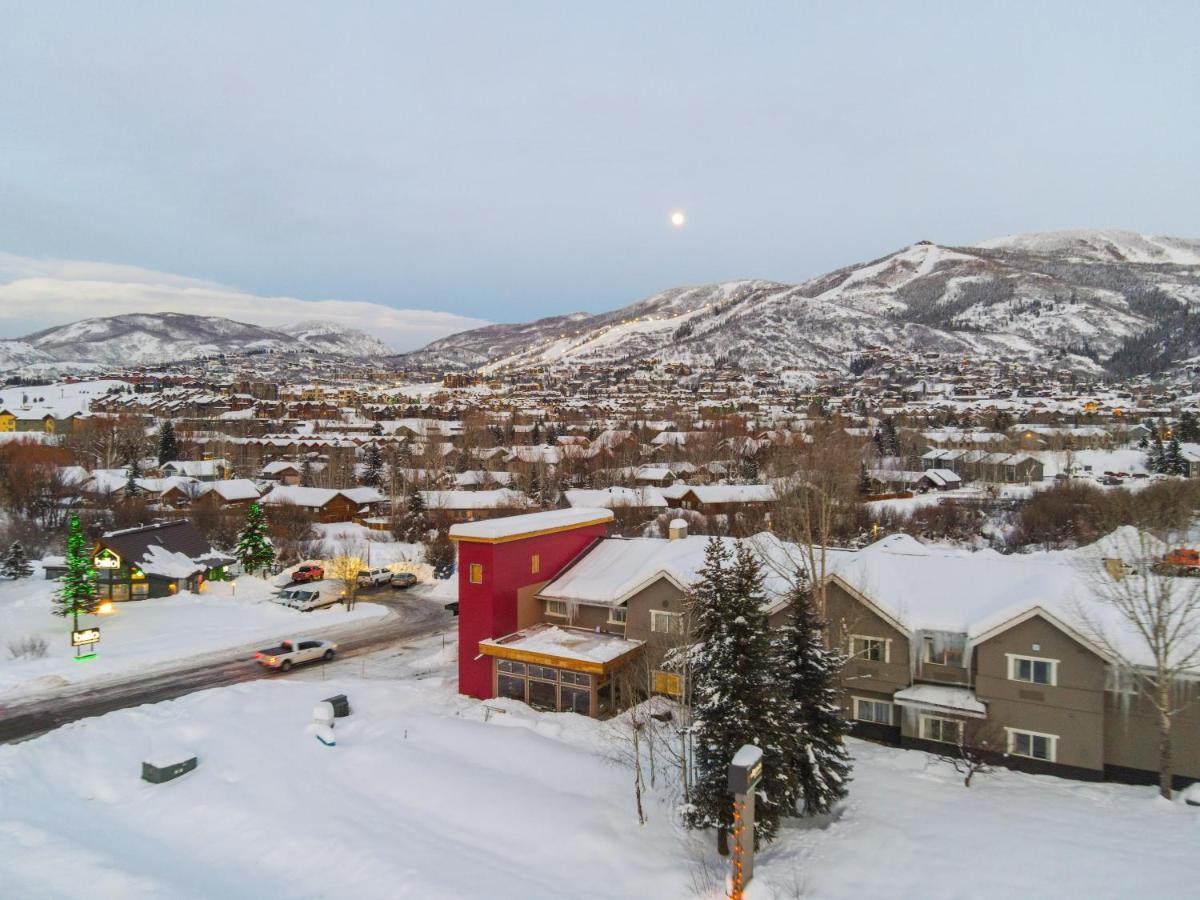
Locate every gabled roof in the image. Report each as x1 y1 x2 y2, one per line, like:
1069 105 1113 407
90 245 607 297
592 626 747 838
97 521 230 577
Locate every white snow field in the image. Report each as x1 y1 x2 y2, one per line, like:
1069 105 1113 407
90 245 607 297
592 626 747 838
1 634 1195 899
0 571 386 698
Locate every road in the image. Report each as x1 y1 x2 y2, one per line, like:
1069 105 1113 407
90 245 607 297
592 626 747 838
0 588 452 746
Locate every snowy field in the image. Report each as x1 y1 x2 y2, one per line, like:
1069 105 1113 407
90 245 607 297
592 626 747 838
0 571 386 698
1 634 1195 899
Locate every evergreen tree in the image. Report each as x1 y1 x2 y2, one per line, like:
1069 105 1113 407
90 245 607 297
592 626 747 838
2 541 33 579
157 419 179 465
1179 410 1200 443
55 514 98 618
426 529 456 579
1148 428 1166 474
125 458 142 497
1165 436 1186 476
401 491 429 543
775 573 852 816
236 502 275 576
857 462 873 497
361 443 384 488
683 539 791 846
880 416 900 455
369 421 384 437
300 457 315 487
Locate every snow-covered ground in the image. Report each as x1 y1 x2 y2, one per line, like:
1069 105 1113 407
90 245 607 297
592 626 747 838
1 633 1195 899
0 571 386 698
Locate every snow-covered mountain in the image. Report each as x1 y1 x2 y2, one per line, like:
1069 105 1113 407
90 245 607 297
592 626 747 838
2 312 393 369
280 320 393 356
400 230 1200 377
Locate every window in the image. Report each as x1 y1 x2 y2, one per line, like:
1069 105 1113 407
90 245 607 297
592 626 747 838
469 563 483 584
1006 728 1057 762
850 635 889 663
920 716 962 744
852 697 893 725
560 685 590 715
922 636 964 667
497 659 526 675
608 606 628 625
497 674 525 701
650 610 683 635
560 671 591 686
530 554 540 575
652 670 682 696
527 679 557 711
546 599 568 618
1007 654 1058 686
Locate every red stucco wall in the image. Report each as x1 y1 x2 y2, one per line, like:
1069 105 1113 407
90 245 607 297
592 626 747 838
456 522 607 699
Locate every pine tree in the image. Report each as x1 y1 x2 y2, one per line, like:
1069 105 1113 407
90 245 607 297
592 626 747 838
369 421 384 437
1165 436 1186 476
157 419 179 465
2 541 33 579
857 462 873 497
361 443 384 488
776 573 852 816
426 529 456 579
683 539 790 846
55 514 98 618
236 502 275 576
1179 410 1200 443
401 491 429 543
1148 428 1166 474
300 457 315 487
125 458 142 496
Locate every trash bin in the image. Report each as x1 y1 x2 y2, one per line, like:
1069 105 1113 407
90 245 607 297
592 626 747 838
323 694 351 717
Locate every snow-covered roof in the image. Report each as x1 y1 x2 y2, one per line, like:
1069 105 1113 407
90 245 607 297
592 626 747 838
479 623 642 667
563 487 667 510
198 479 261 502
450 508 613 543
893 685 987 718
421 489 531 511
539 531 814 613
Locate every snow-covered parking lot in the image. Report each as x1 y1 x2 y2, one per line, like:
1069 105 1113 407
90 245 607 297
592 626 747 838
0 571 386 698
1 634 1195 899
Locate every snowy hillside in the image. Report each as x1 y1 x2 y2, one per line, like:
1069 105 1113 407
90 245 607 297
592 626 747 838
401 230 1200 377
281 320 394 356
7 312 396 370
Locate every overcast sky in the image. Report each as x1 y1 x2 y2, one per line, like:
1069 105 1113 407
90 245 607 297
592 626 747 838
1 2 1197 346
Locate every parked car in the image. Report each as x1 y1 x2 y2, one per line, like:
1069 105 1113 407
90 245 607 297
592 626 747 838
275 587 339 612
255 638 337 672
390 572 418 590
356 567 392 588
292 564 325 584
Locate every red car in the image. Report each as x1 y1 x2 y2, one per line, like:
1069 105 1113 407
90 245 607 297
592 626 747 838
292 564 325 584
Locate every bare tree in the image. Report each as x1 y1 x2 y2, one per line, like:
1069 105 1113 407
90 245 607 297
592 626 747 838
1075 529 1200 798
936 718 1004 787
328 543 366 610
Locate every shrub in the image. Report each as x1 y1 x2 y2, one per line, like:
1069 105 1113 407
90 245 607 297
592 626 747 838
8 635 49 660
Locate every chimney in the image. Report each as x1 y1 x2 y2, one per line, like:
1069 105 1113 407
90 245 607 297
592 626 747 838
668 518 688 541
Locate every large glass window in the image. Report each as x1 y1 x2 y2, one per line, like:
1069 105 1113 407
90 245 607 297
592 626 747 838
527 679 557 711
561 686 590 715
497 675 525 701
497 659 526 675
527 665 558 681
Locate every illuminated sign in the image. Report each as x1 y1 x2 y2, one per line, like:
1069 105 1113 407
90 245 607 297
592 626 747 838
72 627 101 647
94 548 121 569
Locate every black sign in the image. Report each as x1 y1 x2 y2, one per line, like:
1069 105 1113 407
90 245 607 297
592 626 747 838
72 627 101 647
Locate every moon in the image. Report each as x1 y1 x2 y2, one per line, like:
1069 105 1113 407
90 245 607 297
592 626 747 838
670 210 686 228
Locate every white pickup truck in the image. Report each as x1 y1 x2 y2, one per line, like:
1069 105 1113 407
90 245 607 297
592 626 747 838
255 638 337 672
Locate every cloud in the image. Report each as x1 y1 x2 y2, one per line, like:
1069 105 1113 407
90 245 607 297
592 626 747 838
0 253 489 351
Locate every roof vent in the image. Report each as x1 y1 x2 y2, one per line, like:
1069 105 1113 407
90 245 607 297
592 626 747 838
668 518 688 540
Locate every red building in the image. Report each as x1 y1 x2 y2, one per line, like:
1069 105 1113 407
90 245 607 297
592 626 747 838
450 508 614 700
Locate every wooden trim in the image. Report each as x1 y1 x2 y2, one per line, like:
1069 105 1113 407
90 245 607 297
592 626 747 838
479 641 642 676
450 516 612 545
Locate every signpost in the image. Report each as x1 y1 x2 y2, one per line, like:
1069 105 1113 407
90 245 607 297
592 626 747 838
727 744 763 898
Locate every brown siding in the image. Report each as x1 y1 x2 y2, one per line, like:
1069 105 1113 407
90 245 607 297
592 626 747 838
974 615 1106 773
825 581 911 695
1103 686 1200 781
625 578 688 670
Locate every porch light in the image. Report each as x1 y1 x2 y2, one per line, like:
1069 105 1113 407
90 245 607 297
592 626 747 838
97 601 115 615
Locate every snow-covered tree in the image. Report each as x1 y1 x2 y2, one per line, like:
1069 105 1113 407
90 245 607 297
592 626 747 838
55 514 98 618
361 442 384 488
399 491 430 544
236 502 275 576
300 457 315 487
124 458 142 496
775 572 852 815
426 529 455 579
2 541 34 579
157 419 179 465
682 538 791 846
